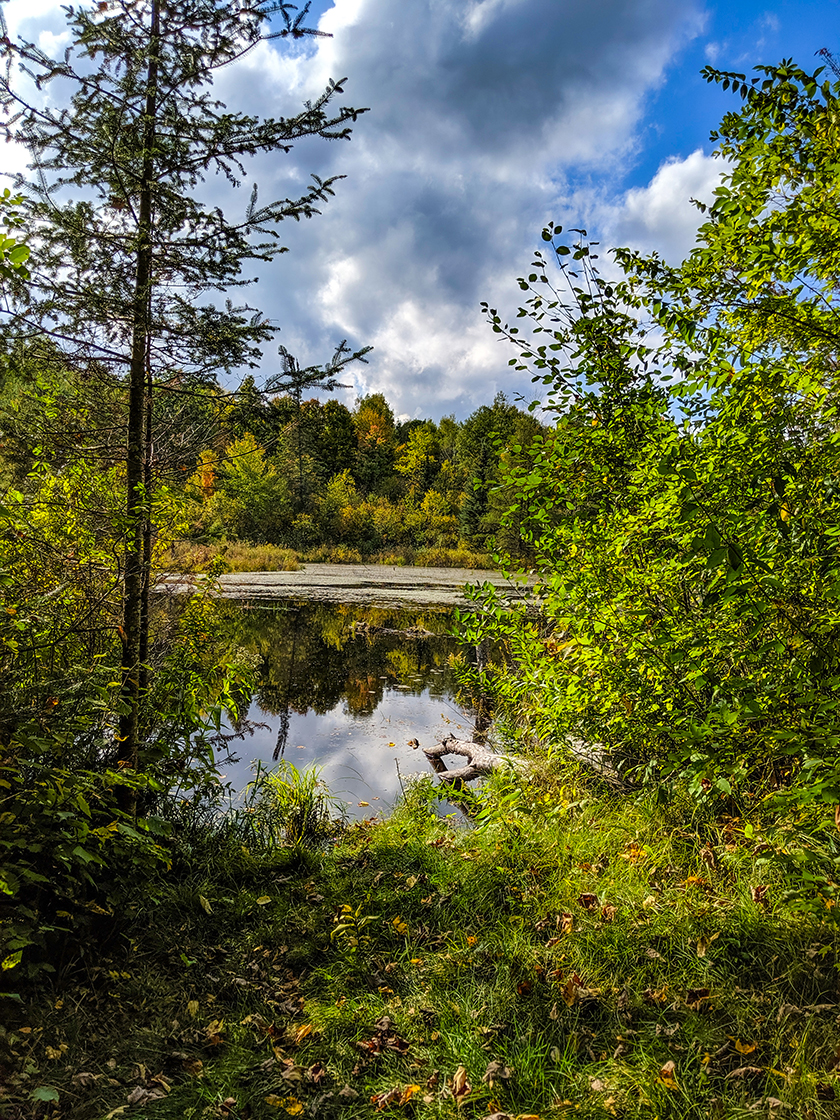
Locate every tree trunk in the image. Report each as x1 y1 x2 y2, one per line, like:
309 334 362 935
119 0 159 775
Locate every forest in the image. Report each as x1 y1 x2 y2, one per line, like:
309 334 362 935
2 0 840 1115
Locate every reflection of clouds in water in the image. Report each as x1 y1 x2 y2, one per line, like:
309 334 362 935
220 688 471 819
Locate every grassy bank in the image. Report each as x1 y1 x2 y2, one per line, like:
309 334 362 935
3 755 839 1120
169 541 496 574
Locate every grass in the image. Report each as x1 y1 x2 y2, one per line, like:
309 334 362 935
170 541 496 572
3 760 840 1120
170 541 302 573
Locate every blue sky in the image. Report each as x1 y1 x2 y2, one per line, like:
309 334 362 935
3 0 838 418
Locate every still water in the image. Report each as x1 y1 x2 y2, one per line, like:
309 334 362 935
217 601 478 817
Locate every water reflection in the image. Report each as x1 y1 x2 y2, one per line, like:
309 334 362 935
220 602 474 816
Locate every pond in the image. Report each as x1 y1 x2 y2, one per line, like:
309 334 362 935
216 599 483 818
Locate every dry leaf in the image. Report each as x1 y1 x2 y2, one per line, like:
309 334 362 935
482 1061 512 1087
549 1002 559 1020
735 1040 757 1055
696 932 720 958
256 896 272 906
685 987 711 1007
657 1060 678 1090
559 912 573 935
577 893 598 910
291 1023 313 1045
600 904 617 922
198 894 212 915
562 972 583 1007
751 885 769 908
205 1019 225 1046
187 1000 199 1019
725 1066 763 1081
451 1065 471 1105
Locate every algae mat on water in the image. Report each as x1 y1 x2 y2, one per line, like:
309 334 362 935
156 564 533 609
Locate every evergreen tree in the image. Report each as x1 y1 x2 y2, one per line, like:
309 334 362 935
0 0 367 770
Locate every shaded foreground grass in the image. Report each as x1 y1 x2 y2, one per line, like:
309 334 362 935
3 765 840 1120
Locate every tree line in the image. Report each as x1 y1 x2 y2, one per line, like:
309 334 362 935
184 383 542 557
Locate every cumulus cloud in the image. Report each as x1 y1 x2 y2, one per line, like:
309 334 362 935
598 148 728 263
2 0 709 417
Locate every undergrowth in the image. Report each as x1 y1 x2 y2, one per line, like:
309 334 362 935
2 761 839 1120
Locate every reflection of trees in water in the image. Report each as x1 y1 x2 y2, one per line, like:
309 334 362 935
235 603 459 731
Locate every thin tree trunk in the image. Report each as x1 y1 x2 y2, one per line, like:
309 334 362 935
119 0 159 773
139 355 153 698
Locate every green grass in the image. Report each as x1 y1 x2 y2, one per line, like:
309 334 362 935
3 761 840 1120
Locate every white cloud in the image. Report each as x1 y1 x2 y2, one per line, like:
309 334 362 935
4 0 710 417
599 148 728 263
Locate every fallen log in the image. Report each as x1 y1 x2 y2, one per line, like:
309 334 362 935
423 735 523 786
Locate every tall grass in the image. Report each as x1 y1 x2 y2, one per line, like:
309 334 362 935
231 760 341 850
170 539 496 571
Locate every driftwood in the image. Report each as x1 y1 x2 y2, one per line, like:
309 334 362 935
423 735 521 786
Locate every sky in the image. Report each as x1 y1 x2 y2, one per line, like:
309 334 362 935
2 0 838 419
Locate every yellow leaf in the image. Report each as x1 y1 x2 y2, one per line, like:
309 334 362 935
405 876 418 888
198 894 212 915
256 896 272 906
358 801 370 807
187 1000 199 1019
399 1084 422 1105
291 1023 313 1044
735 1039 757 1054
284 1100 304 1116
1 950 22 970
392 917 409 936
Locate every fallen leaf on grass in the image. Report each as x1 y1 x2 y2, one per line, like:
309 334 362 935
265 1095 304 1114
72 1072 102 1088
549 1002 559 1020
735 1040 757 1055
290 1023 313 1045
205 1019 225 1046
451 1065 472 1105
751 885 769 908
198 894 213 915
559 912 574 936
643 987 669 1005
657 1060 678 1090
256 896 272 906
482 1061 513 1087
371 1084 422 1109
562 973 584 1007
600 904 617 922
577 893 598 910
725 1066 764 1081
696 932 720 958
685 987 711 1007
